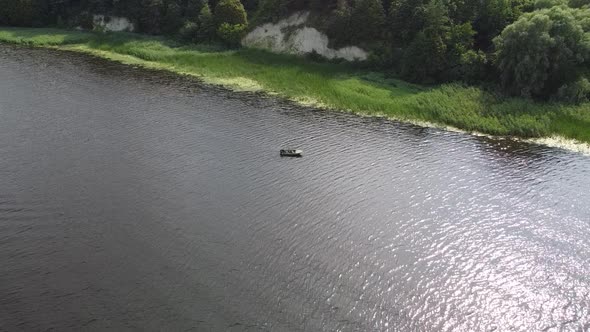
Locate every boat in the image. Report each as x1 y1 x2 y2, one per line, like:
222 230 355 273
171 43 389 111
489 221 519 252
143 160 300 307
280 149 303 157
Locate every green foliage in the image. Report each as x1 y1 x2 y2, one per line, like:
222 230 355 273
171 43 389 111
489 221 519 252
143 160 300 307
212 0 248 45
217 22 247 45
570 0 590 8
446 22 487 82
252 0 284 23
535 0 569 9
137 0 165 34
349 0 386 45
161 1 183 35
494 5 590 98
401 29 447 82
181 3 216 43
555 76 590 102
242 0 260 12
214 0 248 26
400 0 485 82
77 12 94 30
324 0 387 48
473 0 516 50
0 27 94 45
0 0 34 26
252 0 311 24
185 0 204 20
389 0 430 46
400 0 449 82
196 4 216 41
179 20 199 41
326 1 353 47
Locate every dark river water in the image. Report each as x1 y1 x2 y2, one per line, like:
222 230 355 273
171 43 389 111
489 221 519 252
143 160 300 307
1 44 589 332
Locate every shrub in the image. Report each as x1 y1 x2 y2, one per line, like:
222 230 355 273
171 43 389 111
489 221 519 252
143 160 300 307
217 22 247 46
494 6 590 98
196 3 216 42
78 12 94 30
179 20 200 42
215 0 248 26
180 3 216 43
554 77 590 103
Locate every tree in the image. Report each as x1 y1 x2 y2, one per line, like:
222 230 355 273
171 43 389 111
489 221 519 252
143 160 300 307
570 0 590 7
327 0 353 47
473 0 514 51
217 22 247 45
162 1 183 34
555 76 590 102
138 0 165 34
350 0 386 44
214 0 248 45
197 2 216 41
327 0 386 47
251 0 282 23
180 1 216 42
401 30 446 82
446 0 479 23
242 0 260 12
215 0 248 26
494 5 590 98
534 0 568 9
389 0 430 46
401 0 450 82
0 0 34 26
446 22 486 81
185 0 205 20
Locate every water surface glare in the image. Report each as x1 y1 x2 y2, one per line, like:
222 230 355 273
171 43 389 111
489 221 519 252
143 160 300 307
1 45 589 331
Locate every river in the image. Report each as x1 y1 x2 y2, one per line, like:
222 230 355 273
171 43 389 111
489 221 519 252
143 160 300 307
1 45 589 331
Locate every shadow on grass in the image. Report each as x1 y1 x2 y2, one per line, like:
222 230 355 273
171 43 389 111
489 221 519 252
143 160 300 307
232 47 428 97
0 27 93 45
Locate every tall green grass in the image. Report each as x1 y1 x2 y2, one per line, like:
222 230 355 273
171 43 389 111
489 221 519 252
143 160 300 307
1 27 589 143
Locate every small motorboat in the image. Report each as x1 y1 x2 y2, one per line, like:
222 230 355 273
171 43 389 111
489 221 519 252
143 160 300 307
280 149 303 157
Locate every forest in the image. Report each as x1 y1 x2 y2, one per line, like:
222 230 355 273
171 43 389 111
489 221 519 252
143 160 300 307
2 0 590 102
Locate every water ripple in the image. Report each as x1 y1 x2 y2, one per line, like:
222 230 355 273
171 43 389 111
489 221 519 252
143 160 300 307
1 44 589 331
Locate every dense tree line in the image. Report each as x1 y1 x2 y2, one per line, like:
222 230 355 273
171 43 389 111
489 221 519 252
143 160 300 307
0 0 249 45
2 0 590 101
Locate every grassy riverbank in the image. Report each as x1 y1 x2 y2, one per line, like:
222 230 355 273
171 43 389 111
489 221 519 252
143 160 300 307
1 27 589 144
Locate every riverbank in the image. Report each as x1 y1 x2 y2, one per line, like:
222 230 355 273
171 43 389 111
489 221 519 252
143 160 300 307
1 27 589 147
